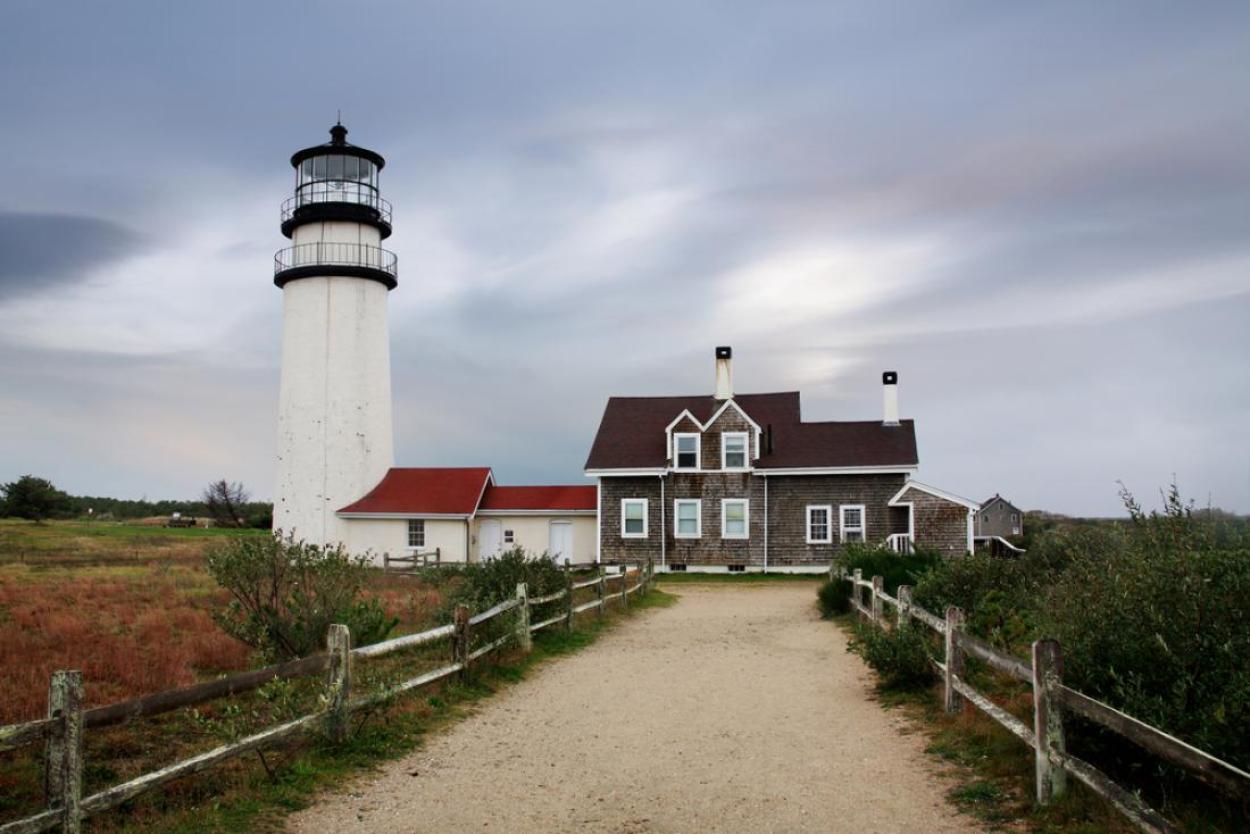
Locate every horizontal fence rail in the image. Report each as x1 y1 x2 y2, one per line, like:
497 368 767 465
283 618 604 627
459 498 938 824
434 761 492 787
838 568 1250 834
0 560 656 834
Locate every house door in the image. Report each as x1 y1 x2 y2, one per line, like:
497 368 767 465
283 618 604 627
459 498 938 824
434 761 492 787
479 520 502 561
549 521 573 563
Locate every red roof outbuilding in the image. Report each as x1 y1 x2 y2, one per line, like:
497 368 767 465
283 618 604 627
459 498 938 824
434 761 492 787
479 485 597 512
338 467 493 516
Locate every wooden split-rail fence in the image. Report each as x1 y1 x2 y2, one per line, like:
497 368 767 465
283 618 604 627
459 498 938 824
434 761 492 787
0 561 656 834
839 567 1250 834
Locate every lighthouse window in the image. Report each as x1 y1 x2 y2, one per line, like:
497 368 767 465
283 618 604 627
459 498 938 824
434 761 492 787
313 156 326 179
327 155 344 179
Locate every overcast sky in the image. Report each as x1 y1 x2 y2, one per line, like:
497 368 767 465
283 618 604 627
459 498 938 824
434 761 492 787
1 1 1248 516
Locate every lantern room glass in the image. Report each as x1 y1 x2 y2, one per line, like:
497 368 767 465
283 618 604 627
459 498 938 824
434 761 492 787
294 154 379 211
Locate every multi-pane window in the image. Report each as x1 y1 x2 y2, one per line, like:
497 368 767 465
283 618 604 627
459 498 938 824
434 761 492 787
504 529 515 544
722 499 749 539
407 519 425 548
840 505 866 543
674 433 700 470
806 505 832 544
622 499 648 538
674 499 702 538
722 432 748 470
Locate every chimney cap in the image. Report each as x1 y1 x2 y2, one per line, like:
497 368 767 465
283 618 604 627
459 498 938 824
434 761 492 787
882 371 898 385
716 346 733 359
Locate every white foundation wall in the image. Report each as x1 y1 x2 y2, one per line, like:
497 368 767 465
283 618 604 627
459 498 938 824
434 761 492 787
342 518 470 565
473 515 597 564
274 217 394 546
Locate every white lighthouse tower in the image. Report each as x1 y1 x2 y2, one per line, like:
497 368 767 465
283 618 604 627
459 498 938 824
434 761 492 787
273 123 397 545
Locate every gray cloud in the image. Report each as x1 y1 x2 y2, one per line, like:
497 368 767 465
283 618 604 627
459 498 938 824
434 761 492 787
0 212 141 299
1 1 1249 514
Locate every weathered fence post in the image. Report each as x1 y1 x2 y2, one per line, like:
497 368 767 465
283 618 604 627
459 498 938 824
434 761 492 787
871 575 884 624
435 546 441 566
852 568 864 615
45 670 83 834
516 583 532 654
944 606 965 714
453 604 471 682
325 624 352 744
596 566 606 620
382 552 390 572
1032 639 1068 804
620 565 628 607
563 559 574 632
897 585 913 630
646 556 654 593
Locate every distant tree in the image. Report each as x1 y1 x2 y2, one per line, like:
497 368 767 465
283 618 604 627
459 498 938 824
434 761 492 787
0 475 71 522
202 480 250 528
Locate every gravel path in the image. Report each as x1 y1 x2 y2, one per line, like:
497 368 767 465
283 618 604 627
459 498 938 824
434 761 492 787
288 583 981 833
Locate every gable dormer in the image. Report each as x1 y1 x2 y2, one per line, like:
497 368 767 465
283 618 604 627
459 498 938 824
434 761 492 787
665 410 703 470
705 398 762 470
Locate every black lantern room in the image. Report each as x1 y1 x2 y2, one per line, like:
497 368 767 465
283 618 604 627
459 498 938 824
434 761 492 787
280 123 392 240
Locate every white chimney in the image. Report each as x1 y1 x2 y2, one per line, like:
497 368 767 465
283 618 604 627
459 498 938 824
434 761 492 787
882 371 899 426
714 346 733 400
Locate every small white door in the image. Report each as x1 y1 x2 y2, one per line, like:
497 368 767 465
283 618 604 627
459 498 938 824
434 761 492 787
479 520 502 561
549 521 573 563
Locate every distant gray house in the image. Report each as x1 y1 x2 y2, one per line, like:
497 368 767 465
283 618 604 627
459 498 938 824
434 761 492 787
976 495 1023 538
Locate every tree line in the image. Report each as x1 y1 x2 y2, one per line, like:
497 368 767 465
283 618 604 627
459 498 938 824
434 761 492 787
0 474 273 528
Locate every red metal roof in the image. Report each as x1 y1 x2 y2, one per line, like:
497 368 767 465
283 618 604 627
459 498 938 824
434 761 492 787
338 467 493 515
479 485 597 512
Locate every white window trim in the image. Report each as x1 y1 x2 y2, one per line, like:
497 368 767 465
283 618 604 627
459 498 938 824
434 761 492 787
721 498 750 539
406 518 425 550
840 504 867 543
673 498 702 539
621 498 648 539
720 432 750 471
673 433 701 471
806 504 832 544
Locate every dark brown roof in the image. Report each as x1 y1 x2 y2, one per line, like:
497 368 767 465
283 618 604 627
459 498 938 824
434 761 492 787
584 392 917 470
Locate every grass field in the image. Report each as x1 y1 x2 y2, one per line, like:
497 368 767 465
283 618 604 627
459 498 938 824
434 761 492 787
0 520 442 724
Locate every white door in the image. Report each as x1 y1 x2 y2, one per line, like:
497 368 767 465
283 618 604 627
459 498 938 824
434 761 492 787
479 520 502 561
549 521 573 563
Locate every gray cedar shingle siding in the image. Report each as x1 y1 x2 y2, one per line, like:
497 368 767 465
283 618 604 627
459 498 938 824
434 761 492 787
764 474 909 566
600 472 912 567
599 477 663 563
894 484 971 558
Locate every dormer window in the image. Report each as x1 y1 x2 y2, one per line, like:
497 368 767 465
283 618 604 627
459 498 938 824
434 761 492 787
674 433 700 470
722 432 749 470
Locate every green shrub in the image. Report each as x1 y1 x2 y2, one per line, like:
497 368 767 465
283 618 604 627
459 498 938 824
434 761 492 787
817 577 852 618
847 620 933 691
1038 487 1250 770
440 547 567 617
835 542 942 596
206 533 398 661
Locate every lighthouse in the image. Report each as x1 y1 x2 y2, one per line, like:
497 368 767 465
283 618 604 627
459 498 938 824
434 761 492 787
273 124 397 546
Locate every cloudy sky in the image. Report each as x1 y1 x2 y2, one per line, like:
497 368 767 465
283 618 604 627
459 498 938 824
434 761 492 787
1 1 1248 516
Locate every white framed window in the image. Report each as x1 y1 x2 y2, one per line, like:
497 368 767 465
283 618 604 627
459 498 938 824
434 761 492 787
621 499 648 538
673 432 701 470
504 528 515 544
806 505 832 544
840 505 866 543
407 519 425 549
721 498 749 539
674 499 702 538
721 432 749 470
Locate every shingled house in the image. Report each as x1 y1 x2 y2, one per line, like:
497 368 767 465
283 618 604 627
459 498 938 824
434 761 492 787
584 348 977 572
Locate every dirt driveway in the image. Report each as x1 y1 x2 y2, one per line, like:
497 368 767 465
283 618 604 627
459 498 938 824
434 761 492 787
288 583 980 833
